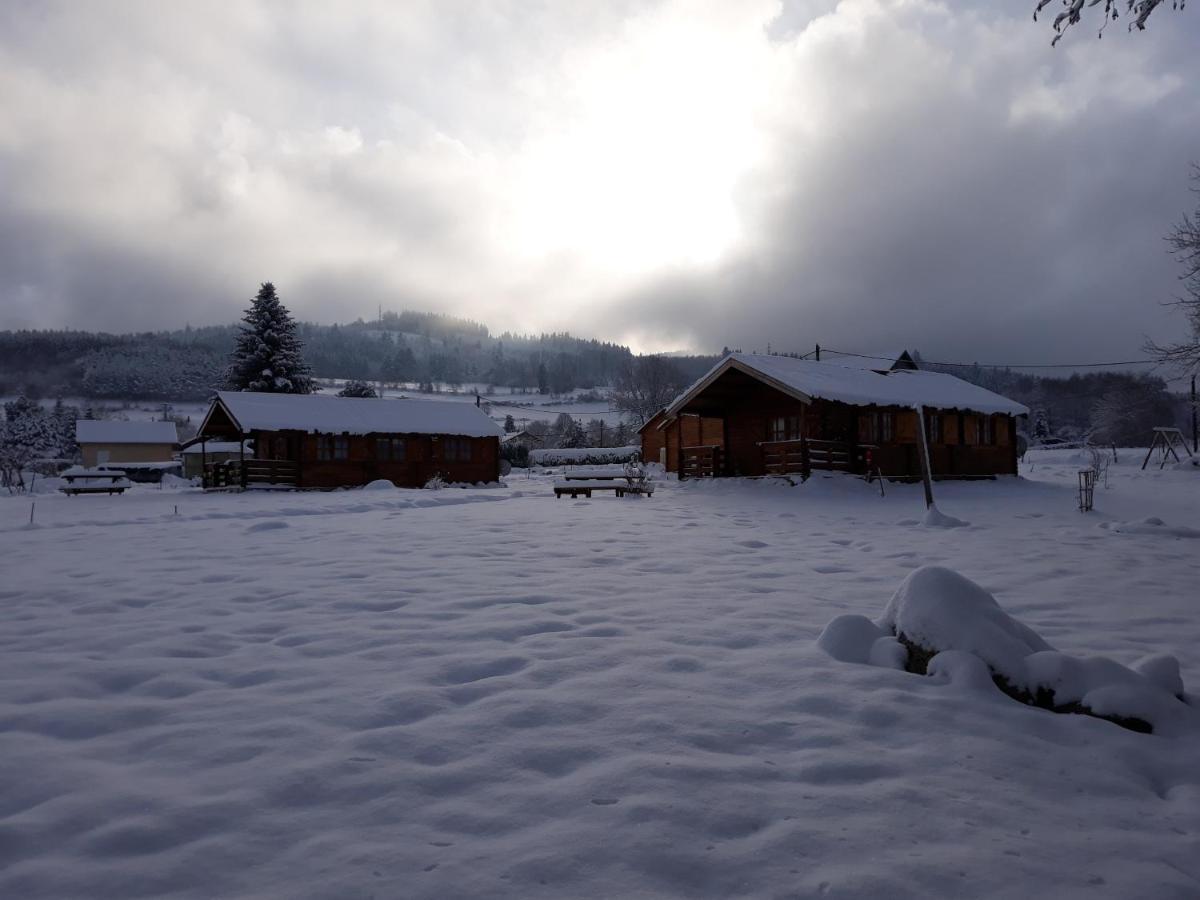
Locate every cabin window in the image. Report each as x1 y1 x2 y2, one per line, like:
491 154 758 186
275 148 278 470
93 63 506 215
443 437 472 462
768 415 801 442
862 412 894 444
980 416 995 445
926 413 943 444
333 436 349 460
376 437 406 461
317 435 332 461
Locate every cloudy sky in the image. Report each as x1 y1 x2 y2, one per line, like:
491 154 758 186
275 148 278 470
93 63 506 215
1 1 1197 361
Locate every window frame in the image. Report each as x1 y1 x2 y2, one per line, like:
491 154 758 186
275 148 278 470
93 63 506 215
443 437 472 463
926 412 943 445
767 415 801 443
376 436 406 462
980 415 995 446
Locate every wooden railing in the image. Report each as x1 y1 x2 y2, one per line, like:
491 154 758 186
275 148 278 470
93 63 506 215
204 459 299 489
760 438 858 480
761 439 808 477
680 445 722 479
807 439 854 472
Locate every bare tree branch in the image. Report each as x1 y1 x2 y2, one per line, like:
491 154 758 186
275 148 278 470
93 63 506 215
1145 164 1200 375
1034 0 1182 45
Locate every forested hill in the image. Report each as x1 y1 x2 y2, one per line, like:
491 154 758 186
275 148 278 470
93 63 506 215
0 313 720 401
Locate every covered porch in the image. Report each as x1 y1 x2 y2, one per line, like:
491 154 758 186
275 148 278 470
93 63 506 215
669 366 867 480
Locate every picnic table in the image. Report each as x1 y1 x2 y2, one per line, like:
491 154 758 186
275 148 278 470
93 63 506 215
60 467 132 496
553 479 655 499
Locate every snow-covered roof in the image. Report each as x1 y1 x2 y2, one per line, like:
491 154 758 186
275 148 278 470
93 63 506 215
666 353 1028 417
501 430 542 443
207 391 505 438
818 350 916 372
75 420 179 444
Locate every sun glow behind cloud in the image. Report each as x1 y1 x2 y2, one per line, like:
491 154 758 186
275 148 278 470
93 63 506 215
504 5 772 279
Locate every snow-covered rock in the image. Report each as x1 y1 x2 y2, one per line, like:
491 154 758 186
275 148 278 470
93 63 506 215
362 479 397 491
821 565 1194 735
878 566 1050 686
816 614 887 664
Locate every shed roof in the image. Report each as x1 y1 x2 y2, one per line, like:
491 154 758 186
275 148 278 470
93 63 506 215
666 353 1028 418
204 391 505 438
76 420 179 444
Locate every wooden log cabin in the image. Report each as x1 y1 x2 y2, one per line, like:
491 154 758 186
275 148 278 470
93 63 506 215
194 391 504 489
645 353 1028 481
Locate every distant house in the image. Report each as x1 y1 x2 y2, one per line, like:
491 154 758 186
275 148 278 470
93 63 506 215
195 391 504 489
75 420 179 468
645 352 1027 480
501 429 544 452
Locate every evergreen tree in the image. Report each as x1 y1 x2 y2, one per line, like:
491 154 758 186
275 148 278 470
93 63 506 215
337 379 378 398
503 414 516 433
1 397 56 491
226 283 315 393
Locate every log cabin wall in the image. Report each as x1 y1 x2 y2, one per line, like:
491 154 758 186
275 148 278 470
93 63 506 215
639 412 667 466
251 430 499 488
665 364 1020 480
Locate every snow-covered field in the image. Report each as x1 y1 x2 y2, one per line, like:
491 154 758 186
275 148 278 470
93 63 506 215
1 451 1198 898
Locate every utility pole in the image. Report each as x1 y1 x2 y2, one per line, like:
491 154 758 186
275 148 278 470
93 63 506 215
599 420 605 447
1192 374 1197 454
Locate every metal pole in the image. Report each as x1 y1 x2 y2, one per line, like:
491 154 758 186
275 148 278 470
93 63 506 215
914 406 935 509
815 343 820 362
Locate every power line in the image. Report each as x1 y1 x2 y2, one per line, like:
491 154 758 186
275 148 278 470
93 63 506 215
820 348 1161 371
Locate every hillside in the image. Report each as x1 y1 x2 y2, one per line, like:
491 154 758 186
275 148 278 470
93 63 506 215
0 312 719 401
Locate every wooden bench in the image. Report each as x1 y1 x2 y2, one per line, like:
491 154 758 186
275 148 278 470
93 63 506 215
553 479 654 499
60 468 131 496
561 468 629 481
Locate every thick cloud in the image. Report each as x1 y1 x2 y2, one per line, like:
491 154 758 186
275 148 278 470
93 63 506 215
1 0 1196 364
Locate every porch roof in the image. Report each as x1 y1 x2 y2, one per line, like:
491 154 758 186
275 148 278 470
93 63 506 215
665 353 1029 419
200 391 505 438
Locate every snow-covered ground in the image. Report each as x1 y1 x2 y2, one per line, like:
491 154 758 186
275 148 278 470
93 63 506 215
1 450 1198 898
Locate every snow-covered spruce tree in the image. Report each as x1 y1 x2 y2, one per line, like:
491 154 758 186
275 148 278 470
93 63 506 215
337 380 377 398
503 414 516 433
226 283 315 394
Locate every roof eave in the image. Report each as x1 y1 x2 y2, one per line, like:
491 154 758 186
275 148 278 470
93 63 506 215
664 356 813 418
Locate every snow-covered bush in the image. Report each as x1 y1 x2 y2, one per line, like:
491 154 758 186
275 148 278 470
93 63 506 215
530 446 640 466
423 474 446 490
818 565 1193 734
